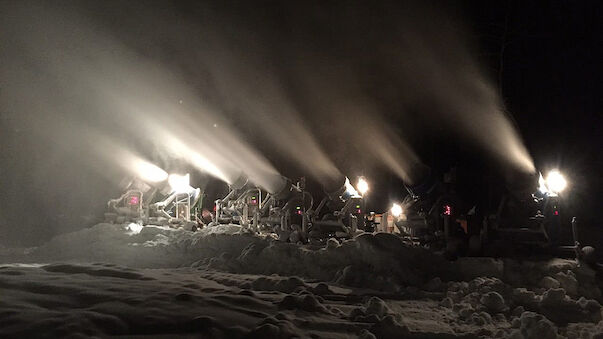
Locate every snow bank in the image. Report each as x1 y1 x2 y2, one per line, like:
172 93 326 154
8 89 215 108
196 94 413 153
14 223 260 268
4 223 601 299
441 274 603 337
2 222 603 338
4 224 450 289
508 311 562 339
202 232 458 291
2 263 467 338
0 263 337 338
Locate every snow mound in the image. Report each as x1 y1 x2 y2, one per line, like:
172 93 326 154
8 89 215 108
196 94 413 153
15 223 261 268
203 232 456 290
442 274 603 337
508 311 561 339
4 223 602 300
3 222 603 338
0 264 270 338
6 263 481 338
10 225 454 290
197 223 245 236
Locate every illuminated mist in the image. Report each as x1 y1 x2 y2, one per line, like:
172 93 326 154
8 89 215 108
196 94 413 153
2 2 285 192
0 1 535 245
272 1 536 180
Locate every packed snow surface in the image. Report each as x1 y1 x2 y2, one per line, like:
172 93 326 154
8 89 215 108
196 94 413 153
1 223 603 338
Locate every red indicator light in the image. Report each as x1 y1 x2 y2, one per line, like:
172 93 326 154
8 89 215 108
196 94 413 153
128 196 139 205
554 210 559 216
251 199 257 205
296 210 303 215
357 209 362 214
443 205 452 216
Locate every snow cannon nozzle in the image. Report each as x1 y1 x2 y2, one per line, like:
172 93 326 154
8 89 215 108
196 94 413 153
321 175 348 200
230 173 249 190
270 175 294 201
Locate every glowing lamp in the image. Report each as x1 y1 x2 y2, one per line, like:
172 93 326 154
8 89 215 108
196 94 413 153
357 177 369 196
391 203 403 217
546 170 567 194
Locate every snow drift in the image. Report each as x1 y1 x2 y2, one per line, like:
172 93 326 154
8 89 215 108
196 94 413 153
2 223 603 338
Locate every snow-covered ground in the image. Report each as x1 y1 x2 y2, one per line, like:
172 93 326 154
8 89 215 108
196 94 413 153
1 223 602 338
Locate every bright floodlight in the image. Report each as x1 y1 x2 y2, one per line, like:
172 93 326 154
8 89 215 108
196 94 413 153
168 173 192 193
391 203 403 217
135 160 168 183
357 177 369 196
546 170 567 194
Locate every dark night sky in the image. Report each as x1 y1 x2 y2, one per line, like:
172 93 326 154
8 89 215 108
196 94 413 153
468 1 602 227
0 1 601 246
470 1 601 163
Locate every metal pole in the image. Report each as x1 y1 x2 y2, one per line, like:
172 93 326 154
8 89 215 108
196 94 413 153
571 217 579 248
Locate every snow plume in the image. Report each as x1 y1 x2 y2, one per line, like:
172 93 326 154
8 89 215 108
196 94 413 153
262 1 535 179
99 0 533 182
0 1 536 244
0 1 285 244
0 2 284 205
176 1 535 180
180 38 343 186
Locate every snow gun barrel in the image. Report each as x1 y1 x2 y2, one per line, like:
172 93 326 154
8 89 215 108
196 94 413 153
230 173 249 190
322 175 347 200
229 172 293 200
262 174 294 201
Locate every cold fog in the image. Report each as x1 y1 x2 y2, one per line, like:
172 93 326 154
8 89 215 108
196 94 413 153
1 1 534 245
